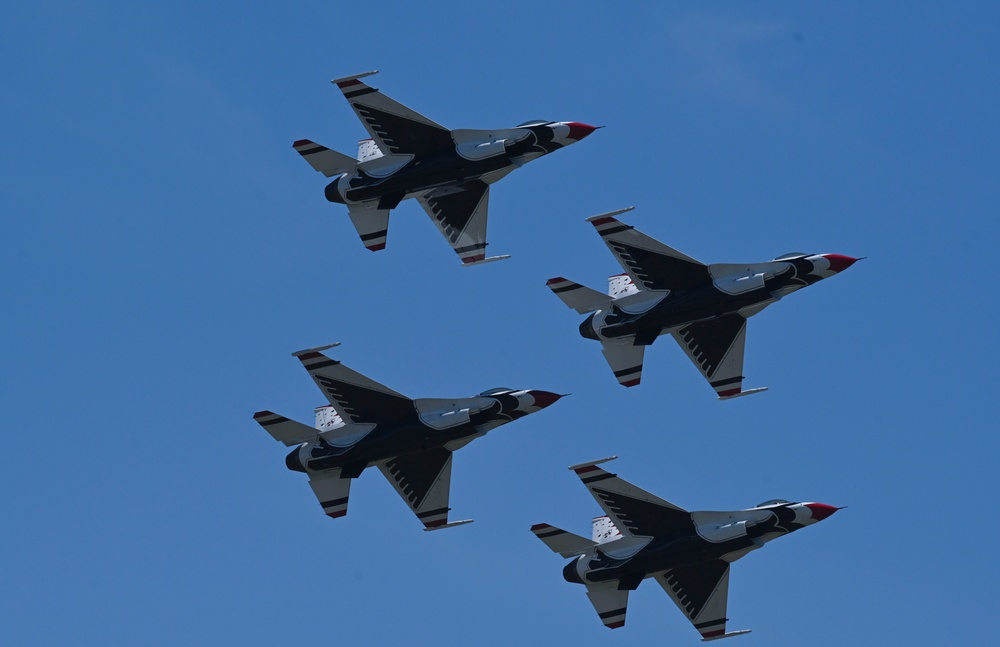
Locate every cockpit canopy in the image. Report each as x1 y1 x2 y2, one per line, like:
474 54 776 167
773 252 808 261
478 387 515 396
516 120 551 127
754 499 791 508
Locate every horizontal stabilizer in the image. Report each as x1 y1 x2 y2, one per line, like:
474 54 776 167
252 410 316 446
547 277 611 313
530 523 598 557
585 583 629 629
347 204 391 252
292 139 356 177
308 471 352 519
601 340 645 388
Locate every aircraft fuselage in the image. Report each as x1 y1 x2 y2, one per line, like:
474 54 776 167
326 124 572 206
586 262 817 342
567 503 818 587
285 389 554 477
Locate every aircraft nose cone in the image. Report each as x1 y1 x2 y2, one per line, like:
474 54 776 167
565 122 599 141
821 254 859 273
527 390 562 409
805 503 840 521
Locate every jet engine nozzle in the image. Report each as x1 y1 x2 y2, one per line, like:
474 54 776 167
562 556 586 584
285 446 307 473
579 312 601 341
324 175 347 204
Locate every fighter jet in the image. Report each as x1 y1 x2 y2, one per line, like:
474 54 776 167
531 457 841 639
547 207 859 398
253 344 562 530
293 70 598 265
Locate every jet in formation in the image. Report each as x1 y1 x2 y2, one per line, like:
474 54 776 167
547 207 859 398
531 457 840 639
253 344 562 530
294 70 598 265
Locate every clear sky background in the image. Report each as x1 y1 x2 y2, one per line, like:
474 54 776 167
3 2 998 645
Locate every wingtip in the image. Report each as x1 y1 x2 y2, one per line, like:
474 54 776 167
423 519 474 532
331 70 379 86
291 343 341 358
568 456 618 471
585 206 635 223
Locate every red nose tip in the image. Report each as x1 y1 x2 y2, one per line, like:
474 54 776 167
805 503 840 521
528 390 562 409
565 122 599 141
821 254 859 273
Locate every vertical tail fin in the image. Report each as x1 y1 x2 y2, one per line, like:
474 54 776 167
314 405 345 432
592 516 623 544
608 274 639 297
357 139 384 161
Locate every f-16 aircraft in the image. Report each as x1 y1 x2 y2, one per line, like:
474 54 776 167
294 70 598 265
531 457 841 640
253 344 562 530
547 207 859 398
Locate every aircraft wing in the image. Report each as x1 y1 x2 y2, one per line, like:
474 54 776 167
600 340 645 387
587 209 710 292
296 350 415 426
307 469 353 519
655 561 749 641
584 582 630 629
377 448 467 530
417 181 509 265
671 314 767 399
571 460 692 540
333 71 453 157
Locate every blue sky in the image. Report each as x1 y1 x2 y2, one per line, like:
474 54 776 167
3 2 998 644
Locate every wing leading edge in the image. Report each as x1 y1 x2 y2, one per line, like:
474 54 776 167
570 458 692 540
587 209 709 293
295 349 416 426
333 71 453 157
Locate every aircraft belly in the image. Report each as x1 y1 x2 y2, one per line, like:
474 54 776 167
618 290 770 333
630 536 750 574
303 422 473 471
347 153 512 203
